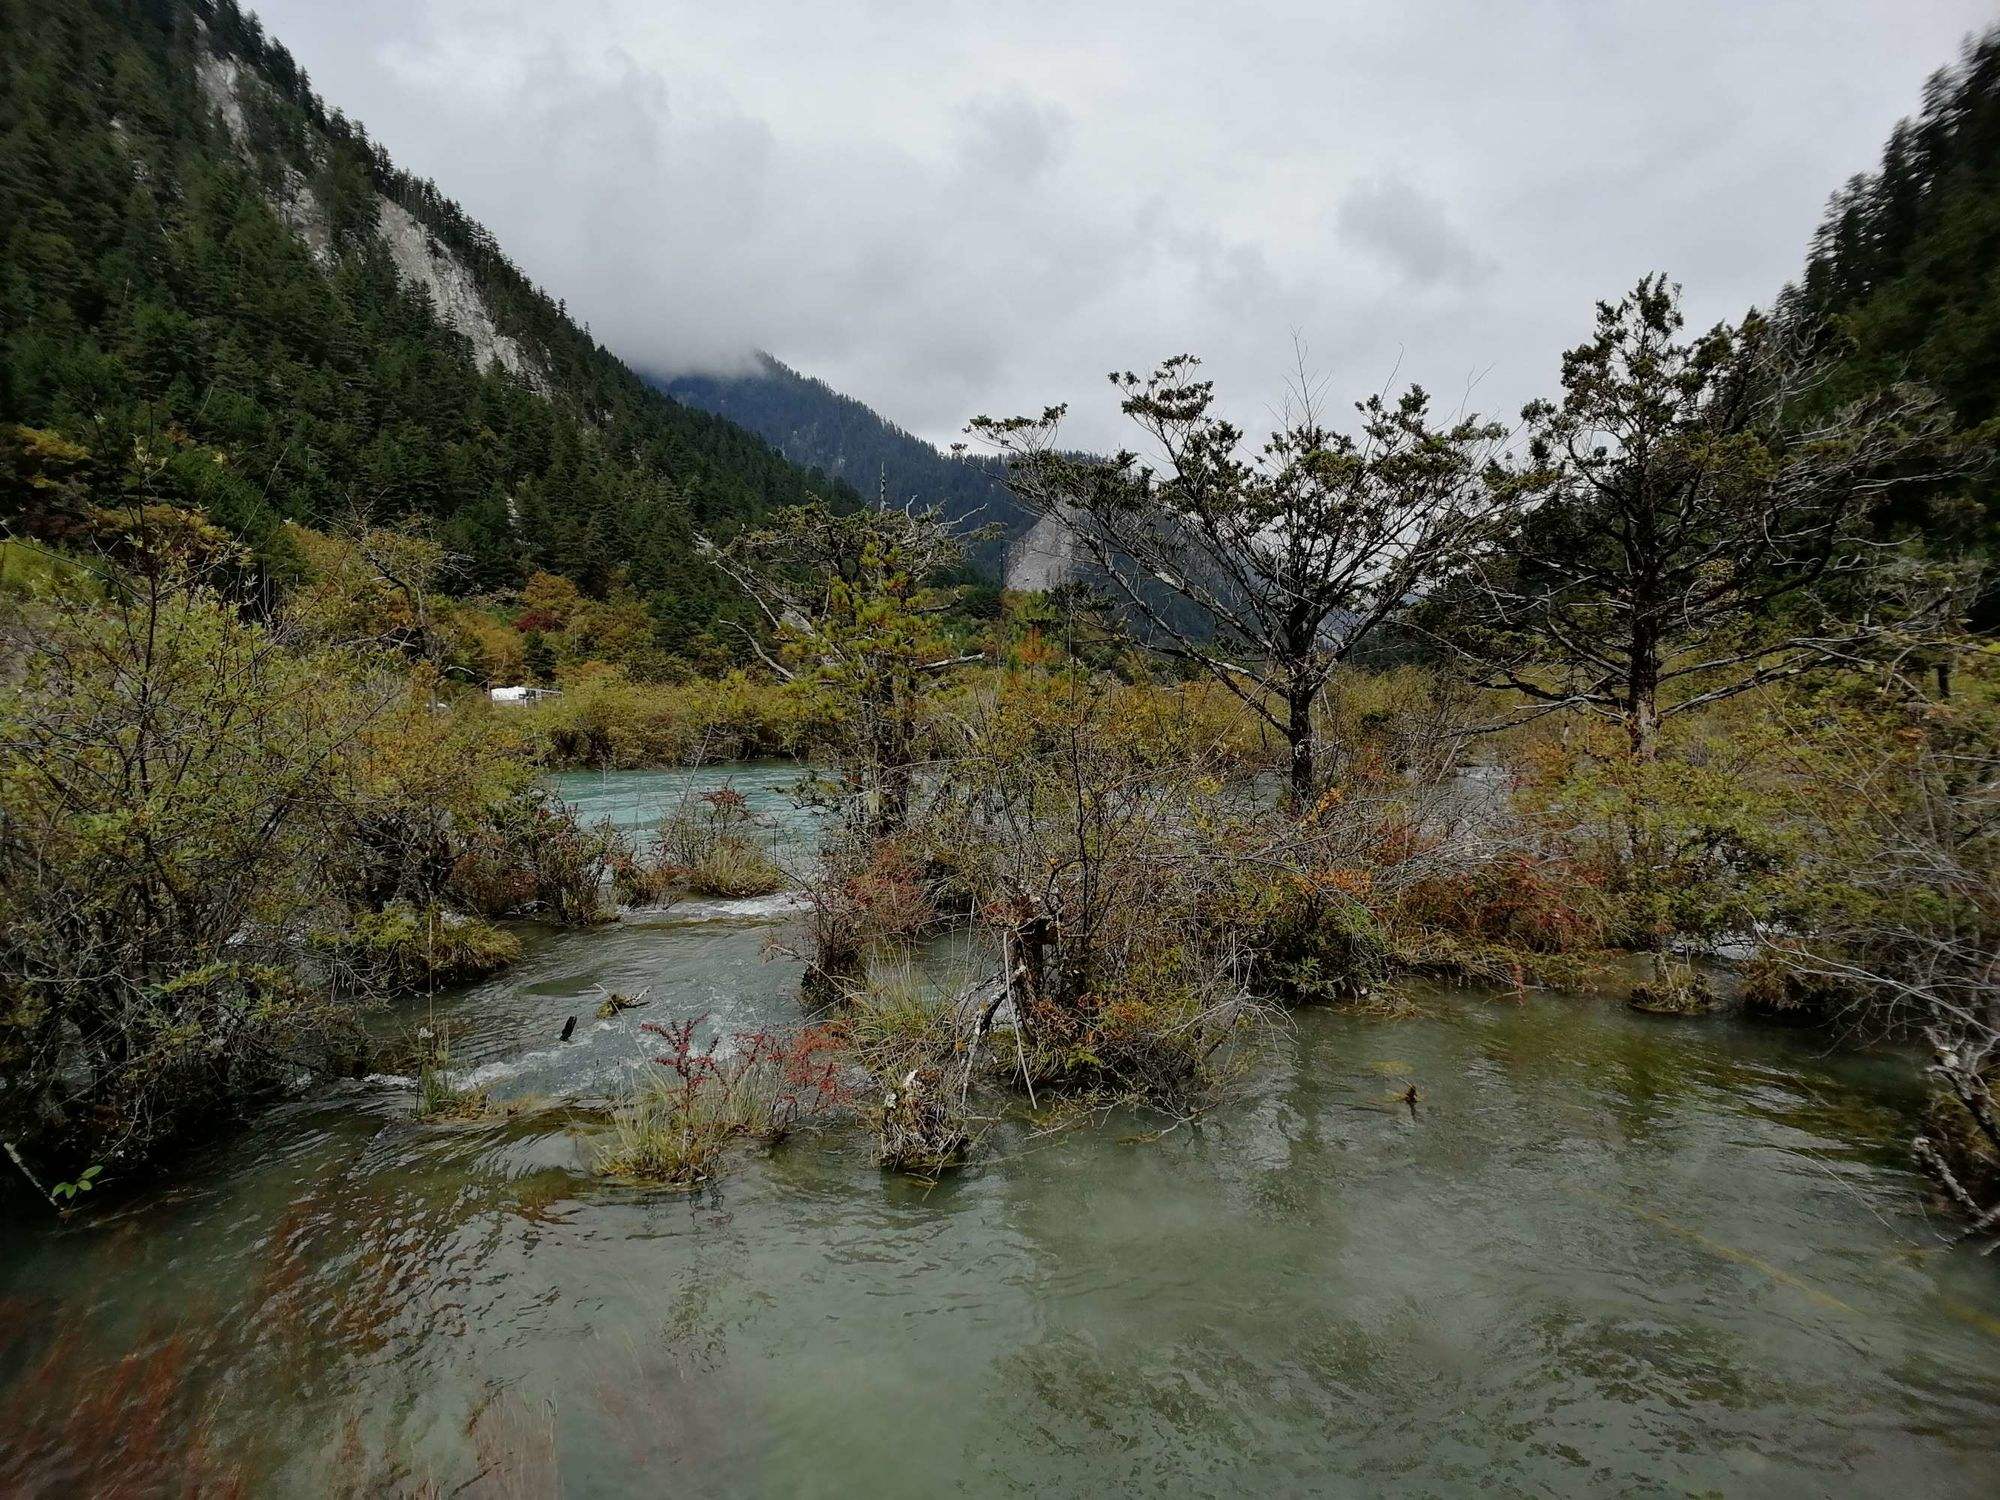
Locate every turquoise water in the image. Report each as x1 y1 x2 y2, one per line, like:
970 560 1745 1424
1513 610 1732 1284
1 767 1997 1496
549 762 823 856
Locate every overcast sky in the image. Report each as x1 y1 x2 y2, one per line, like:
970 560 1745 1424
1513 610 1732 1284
248 0 1992 450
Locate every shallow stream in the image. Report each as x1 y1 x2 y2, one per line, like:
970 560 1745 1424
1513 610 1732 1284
2 766 1997 1495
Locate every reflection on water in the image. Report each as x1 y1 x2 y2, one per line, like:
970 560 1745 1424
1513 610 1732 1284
2 767 1997 1495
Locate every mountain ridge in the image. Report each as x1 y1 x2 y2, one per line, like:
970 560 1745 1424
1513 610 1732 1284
656 353 1041 582
1 0 867 661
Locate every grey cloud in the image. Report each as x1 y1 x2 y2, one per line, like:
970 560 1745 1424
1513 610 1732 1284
1336 178 1494 289
955 92 1072 185
245 0 1992 449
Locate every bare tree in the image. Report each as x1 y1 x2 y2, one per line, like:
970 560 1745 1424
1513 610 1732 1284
1432 275 1971 758
972 357 1513 803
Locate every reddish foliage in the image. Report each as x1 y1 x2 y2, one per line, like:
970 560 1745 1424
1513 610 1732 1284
839 840 937 941
639 1016 851 1136
1396 854 1608 953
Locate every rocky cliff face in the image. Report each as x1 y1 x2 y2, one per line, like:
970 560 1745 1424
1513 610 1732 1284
194 32 546 391
373 199 544 388
1004 508 1079 592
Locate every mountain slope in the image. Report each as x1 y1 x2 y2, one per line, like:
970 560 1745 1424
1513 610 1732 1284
657 354 1037 580
0 0 862 654
1778 24 2000 607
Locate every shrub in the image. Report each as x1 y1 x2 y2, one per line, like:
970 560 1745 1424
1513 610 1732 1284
791 832 942 998
608 850 680 909
1510 718 1811 949
1738 946 1871 1025
320 672 536 913
923 678 1276 1110
449 787 623 925
871 1064 974 1177
1241 869 1393 1004
598 1070 748 1186
1393 854 1612 955
0 574 386 1172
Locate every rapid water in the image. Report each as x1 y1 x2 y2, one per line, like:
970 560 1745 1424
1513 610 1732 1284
2 767 1997 1495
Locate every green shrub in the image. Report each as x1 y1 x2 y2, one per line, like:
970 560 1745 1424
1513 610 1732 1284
1738 947 1870 1024
334 903 521 990
1243 872 1393 1004
791 833 943 1000
0 577 385 1171
1510 714 1830 949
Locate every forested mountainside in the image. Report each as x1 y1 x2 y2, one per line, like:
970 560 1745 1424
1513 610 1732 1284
0 0 863 655
1779 26 2000 606
658 353 1032 579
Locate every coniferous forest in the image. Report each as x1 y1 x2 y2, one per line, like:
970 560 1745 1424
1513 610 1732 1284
1780 27 2000 613
1 0 864 658
2 2 1999 1495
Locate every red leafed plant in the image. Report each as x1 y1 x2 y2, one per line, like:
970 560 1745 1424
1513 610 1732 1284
597 1016 851 1187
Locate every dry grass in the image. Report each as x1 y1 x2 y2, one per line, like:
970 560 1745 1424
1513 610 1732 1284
680 839 786 898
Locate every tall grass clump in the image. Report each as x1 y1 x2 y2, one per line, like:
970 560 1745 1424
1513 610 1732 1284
846 965 981 1175
595 1017 847 1189
412 1024 490 1121
610 787 786 906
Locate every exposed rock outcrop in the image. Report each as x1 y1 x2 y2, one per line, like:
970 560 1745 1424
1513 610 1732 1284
1004 507 1078 592
195 37 544 388
374 198 545 388
276 166 336 270
193 47 249 148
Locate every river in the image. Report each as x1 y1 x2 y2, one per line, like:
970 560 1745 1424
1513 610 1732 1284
2 765 1997 1495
